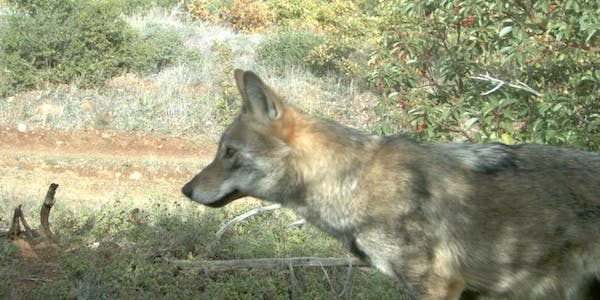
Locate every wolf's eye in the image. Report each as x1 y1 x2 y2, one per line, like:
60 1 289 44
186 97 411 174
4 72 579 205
224 146 237 159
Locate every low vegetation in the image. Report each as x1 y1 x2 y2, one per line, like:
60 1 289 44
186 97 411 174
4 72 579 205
0 0 598 298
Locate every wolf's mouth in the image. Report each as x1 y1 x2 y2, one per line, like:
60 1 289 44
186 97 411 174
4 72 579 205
205 189 244 208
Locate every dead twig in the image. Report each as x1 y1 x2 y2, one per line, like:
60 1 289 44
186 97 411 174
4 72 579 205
215 203 282 240
5 205 36 239
287 261 299 300
288 219 306 230
19 207 36 239
40 183 59 239
471 73 543 97
166 257 368 272
7 205 23 240
339 258 357 298
216 203 307 239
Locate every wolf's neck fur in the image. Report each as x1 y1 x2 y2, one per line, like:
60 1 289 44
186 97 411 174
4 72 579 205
279 109 382 235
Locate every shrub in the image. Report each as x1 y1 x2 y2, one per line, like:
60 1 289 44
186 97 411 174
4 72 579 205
369 1 600 150
264 0 320 28
0 0 197 96
306 37 362 78
188 0 271 32
136 23 191 73
104 0 183 14
188 0 230 22
256 30 325 73
0 0 140 95
226 0 272 32
262 0 376 82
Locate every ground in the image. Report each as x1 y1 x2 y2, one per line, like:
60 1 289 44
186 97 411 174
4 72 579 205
0 126 216 205
0 126 217 292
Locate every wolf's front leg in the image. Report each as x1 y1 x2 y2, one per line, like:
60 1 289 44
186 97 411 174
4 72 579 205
417 274 467 300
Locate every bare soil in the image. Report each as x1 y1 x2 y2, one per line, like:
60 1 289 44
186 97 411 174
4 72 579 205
0 126 217 202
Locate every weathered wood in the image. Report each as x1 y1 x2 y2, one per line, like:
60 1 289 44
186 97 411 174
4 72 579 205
40 183 59 239
215 203 282 240
167 256 369 272
19 207 36 239
7 205 23 240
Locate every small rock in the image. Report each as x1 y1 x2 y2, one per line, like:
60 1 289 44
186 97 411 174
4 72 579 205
129 171 143 180
17 123 27 132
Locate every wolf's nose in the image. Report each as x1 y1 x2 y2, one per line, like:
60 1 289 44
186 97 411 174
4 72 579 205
181 183 193 199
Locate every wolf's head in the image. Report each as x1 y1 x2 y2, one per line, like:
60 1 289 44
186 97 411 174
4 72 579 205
182 70 295 207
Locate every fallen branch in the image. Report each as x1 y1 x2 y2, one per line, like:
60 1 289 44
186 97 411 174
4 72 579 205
7 205 23 240
40 183 59 239
216 203 307 239
19 207 36 239
167 257 368 272
288 219 306 230
339 259 356 298
215 203 282 240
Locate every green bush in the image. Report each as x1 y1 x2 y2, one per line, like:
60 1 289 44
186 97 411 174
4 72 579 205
263 0 377 82
0 0 141 95
369 1 599 150
137 23 198 73
265 0 320 28
306 36 365 79
0 0 197 96
104 0 183 15
256 30 325 73
227 0 272 32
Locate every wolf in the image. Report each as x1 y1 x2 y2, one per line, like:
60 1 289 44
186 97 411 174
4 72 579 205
182 69 600 300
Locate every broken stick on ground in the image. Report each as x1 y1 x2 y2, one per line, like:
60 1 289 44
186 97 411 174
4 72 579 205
3 183 59 241
166 256 368 272
40 183 59 239
215 203 307 240
215 203 282 240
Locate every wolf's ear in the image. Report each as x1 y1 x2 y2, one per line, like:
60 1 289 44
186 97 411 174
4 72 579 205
234 69 284 122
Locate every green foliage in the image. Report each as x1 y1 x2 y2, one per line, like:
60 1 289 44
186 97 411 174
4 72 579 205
227 0 272 32
306 36 365 79
369 0 599 150
265 0 379 35
102 0 183 14
0 0 194 96
188 0 234 22
256 30 326 73
136 23 201 73
0 0 138 94
188 0 272 32
262 0 377 82
265 0 320 28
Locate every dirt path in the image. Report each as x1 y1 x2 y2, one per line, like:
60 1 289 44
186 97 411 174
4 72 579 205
0 126 217 208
